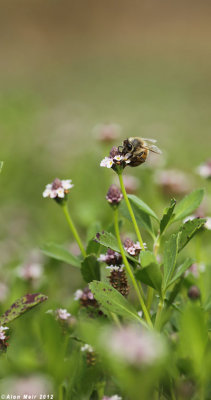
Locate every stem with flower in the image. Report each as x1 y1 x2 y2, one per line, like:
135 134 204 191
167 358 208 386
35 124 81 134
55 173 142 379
113 207 152 327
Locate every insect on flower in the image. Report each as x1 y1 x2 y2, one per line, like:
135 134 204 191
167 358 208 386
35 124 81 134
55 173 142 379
118 137 162 167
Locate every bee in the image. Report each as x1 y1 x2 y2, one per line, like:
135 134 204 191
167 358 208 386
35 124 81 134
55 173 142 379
118 137 162 167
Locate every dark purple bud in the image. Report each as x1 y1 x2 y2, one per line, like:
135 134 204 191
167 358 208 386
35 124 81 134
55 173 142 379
106 185 123 206
188 285 200 300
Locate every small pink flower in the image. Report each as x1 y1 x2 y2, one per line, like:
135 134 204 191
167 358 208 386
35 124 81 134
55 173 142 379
93 123 121 143
155 169 192 195
56 308 71 320
0 326 9 341
43 178 74 199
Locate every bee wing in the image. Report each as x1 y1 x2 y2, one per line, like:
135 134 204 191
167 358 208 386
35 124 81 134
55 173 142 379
143 144 162 154
142 138 157 143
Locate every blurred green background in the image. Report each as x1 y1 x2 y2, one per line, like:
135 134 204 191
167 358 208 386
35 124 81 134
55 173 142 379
0 0 211 396
1 0 211 259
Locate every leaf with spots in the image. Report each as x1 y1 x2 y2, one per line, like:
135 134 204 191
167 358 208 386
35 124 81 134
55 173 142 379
89 281 146 326
0 293 48 325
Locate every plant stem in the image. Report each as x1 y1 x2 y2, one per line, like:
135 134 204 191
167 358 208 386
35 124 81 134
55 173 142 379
113 207 152 327
118 173 145 250
146 234 161 311
155 299 164 331
62 202 86 258
58 384 63 400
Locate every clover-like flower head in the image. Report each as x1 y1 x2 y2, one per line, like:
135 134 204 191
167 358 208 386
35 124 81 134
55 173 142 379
43 178 74 203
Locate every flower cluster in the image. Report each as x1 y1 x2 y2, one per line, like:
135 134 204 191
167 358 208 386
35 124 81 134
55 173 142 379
154 169 192 195
17 262 43 281
98 249 122 266
98 249 129 296
43 178 73 200
56 308 71 321
100 146 130 172
124 237 146 256
81 343 96 366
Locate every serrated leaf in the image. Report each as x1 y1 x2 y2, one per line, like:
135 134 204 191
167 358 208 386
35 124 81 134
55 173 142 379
81 255 101 283
41 243 80 267
119 200 154 238
167 258 193 288
89 281 146 326
173 189 204 222
0 293 48 325
160 199 176 234
140 250 157 267
178 218 206 252
135 263 162 292
127 195 159 221
163 233 180 292
95 231 139 264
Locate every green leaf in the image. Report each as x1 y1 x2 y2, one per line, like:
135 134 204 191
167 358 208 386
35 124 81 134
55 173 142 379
95 231 139 264
86 221 102 243
160 199 176 234
135 263 162 292
0 293 48 325
89 281 146 326
140 250 157 267
178 218 206 252
127 195 159 221
167 258 193 288
119 200 154 238
163 233 180 292
81 255 101 283
41 243 81 268
173 189 205 222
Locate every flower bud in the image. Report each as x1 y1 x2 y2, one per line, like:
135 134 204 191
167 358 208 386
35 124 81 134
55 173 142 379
188 285 200 300
106 185 123 206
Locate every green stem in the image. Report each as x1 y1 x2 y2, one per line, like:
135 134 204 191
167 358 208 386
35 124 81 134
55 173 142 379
118 173 145 250
113 207 152 327
58 384 64 400
62 202 86 258
155 299 164 331
146 234 160 311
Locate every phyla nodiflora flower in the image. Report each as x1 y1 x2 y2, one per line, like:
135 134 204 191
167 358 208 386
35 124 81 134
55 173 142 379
43 178 73 200
100 138 161 172
106 184 123 206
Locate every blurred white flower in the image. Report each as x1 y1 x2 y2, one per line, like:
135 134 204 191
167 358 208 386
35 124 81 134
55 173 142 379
205 217 211 230
17 263 43 281
155 169 192 195
74 289 83 300
196 160 211 179
56 308 71 320
43 178 73 199
103 325 166 366
137 310 143 318
102 396 122 400
93 123 121 143
184 263 199 278
0 326 9 341
81 343 93 353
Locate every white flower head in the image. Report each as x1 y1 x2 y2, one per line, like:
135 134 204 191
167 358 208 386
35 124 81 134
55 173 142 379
81 343 93 353
0 326 9 341
100 157 114 168
102 396 122 400
17 263 43 281
43 178 74 199
196 160 211 179
74 289 83 300
56 308 71 320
